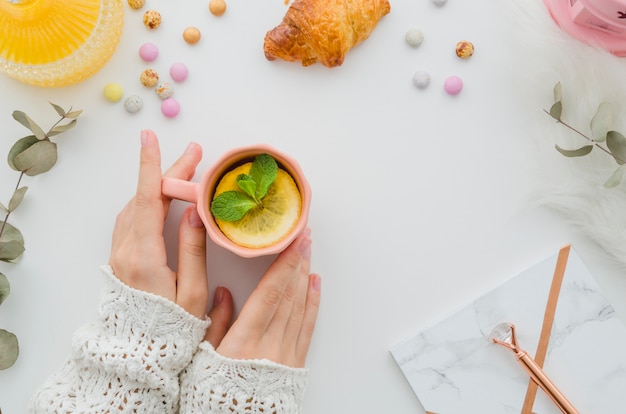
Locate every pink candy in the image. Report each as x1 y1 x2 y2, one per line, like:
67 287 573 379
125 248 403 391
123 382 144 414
161 98 180 118
169 62 188 82
139 43 159 62
444 75 463 95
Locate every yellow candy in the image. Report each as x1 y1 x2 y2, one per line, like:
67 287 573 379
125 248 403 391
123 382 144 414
103 83 123 102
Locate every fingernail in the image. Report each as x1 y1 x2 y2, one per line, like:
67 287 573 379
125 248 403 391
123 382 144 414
185 142 198 155
298 236 311 260
140 130 151 146
311 274 321 293
214 287 225 305
188 207 204 228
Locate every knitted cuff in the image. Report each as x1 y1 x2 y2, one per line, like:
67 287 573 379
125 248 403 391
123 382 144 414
71 266 210 389
180 341 309 414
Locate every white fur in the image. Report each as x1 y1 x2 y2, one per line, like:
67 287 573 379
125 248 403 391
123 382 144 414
502 1 626 269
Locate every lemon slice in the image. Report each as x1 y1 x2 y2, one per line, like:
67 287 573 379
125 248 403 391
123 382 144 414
212 162 302 248
0 0 124 87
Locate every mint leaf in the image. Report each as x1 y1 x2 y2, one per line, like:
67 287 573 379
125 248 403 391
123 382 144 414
236 174 258 201
250 153 278 199
211 191 256 221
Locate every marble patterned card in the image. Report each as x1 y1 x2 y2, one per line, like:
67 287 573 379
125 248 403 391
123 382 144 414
390 246 626 413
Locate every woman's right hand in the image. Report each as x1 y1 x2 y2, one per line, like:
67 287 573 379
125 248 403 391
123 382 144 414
205 230 321 368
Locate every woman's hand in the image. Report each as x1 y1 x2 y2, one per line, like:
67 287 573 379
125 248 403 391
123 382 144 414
108 129 209 319
206 230 321 368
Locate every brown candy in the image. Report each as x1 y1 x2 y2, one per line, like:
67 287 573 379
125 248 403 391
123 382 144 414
143 10 162 29
455 40 474 59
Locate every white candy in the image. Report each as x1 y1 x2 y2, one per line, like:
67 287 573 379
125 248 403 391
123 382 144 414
124 95 143 113
405 29 424 48
413 70 431 89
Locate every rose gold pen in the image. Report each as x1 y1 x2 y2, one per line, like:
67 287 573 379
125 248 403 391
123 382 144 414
489 322 579 414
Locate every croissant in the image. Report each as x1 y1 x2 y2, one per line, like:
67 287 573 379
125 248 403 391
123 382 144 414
263 0 391 68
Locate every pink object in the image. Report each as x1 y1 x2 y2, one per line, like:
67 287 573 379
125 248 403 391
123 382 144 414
161 98 180 117
169 62 189 82
161 145 312 258
544 0 626 56
444 75 463 95
139 43 159 62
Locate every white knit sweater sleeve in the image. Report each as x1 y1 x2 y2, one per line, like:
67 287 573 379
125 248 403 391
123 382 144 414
28 265 209 414
180 341 309 414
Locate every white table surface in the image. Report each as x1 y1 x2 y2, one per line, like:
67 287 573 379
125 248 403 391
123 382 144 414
1 1 625 413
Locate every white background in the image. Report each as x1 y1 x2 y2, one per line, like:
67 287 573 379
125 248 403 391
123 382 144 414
1 0 625 413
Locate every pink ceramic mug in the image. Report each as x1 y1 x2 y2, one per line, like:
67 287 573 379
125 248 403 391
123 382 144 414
161 144 312 258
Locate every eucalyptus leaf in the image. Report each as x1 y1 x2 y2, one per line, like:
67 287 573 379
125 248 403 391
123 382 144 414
7 135 38 171
590 102 612 142
236 174 258 201
12 111 46 140
604 165 626 188
549 101 562 120
65 110 83 119
12 140 58 176
249 154 278 199
0 329 19 370
211 191 256 222
47 119 77 137
555 144 593 157
0 273 9 306
553 82 563 102
0 202 7 214
49 102 66 117
0 222 25 263
606 131 626 165
8 186 28 212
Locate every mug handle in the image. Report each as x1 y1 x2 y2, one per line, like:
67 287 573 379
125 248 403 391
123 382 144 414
161 177 199 203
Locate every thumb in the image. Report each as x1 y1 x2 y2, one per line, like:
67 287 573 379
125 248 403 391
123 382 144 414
204 287 234 347
176 205 209 318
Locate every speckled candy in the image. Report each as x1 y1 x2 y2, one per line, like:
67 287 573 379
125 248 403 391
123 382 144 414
124 95 143 113
140 69 159 87
143 10 161 29
169 62 188 82
155 82 174 99
455 40 474 59
103 83 123 102
161 98 180 118
139 43 159 62
405 29 424 48
412 70 430 89
444 76 463 95
127 0 145 9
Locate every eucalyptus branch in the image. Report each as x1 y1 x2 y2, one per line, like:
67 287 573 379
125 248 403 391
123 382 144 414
0 102 82 371
543 109 624 163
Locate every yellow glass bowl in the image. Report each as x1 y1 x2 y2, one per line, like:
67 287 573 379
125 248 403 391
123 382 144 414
0 0 124 87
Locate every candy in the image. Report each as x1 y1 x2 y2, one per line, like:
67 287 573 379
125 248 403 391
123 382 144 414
103 83 123 102
432 0 447 6
127 0 145 9
412 70 430 89
183 27 201 44
143 10 161 29
155 82 174 99
124 95 143 113
444 75 463 95
140 69 159 87
209 0 226 16
139 43 159 62
161 98 180 118
455 40 474 59
169 62 188 82
405 29 424 48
